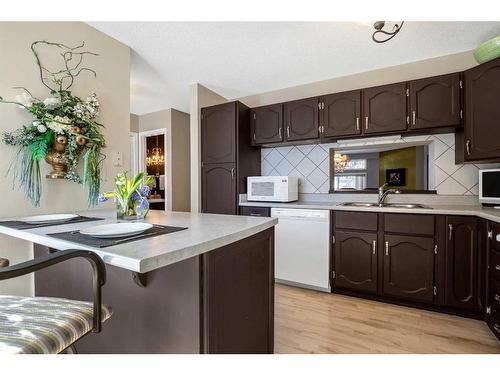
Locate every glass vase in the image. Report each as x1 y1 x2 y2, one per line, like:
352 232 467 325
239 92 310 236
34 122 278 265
115 197 149 220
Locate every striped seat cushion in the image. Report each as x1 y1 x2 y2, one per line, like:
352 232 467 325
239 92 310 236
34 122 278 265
0 295 112 354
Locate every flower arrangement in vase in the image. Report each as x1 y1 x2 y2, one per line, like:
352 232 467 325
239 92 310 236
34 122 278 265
99 172 154 220
0 41 105 207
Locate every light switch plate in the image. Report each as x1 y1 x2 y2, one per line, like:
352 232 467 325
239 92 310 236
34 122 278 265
112 151 123 167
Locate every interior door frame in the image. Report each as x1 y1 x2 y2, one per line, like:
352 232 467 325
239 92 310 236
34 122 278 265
138 128 168 211
129 132 139 176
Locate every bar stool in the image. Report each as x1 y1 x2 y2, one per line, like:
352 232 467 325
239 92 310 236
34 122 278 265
0 249 112 354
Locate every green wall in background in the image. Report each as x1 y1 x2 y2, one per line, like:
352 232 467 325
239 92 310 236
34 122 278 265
379 147 417 189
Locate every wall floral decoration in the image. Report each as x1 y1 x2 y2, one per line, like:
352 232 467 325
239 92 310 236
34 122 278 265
0 41 106 207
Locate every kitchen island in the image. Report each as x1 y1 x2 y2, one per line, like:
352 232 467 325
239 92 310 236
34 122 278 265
0 210 277 354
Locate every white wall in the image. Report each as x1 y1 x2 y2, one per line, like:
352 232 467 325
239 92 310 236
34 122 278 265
189 84 227 212
0 22 130 295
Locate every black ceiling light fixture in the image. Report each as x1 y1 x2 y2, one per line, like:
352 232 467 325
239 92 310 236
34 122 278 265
372 21 404 43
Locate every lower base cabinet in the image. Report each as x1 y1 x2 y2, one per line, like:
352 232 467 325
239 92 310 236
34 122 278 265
382 234 435 303
334 230 377 294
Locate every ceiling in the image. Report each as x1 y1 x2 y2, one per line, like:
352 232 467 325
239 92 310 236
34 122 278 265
88 22 500 115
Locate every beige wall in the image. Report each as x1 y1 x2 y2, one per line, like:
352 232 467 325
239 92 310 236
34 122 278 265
130 113 139 133
0 22 130 295
238 51 477 107
189 84 227 212
133 109 191 212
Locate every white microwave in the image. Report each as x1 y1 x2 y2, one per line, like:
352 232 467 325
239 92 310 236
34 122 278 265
247 176 299 202
479 168 500 205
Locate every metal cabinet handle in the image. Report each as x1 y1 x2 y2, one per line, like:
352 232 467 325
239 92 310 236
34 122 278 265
385 241 389 256
412 110 416 125
287 126 291 138
495 294 500 302
249 213 262 217
356 117 360 131
365 116 369 130
372 240 377 255
278 127 282 139
496 264 500 272
231 168 235 179
466 140 471 155
494 324 500 333
449 224 453 240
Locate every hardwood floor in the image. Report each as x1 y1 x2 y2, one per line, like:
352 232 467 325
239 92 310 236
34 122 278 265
275 284 500 354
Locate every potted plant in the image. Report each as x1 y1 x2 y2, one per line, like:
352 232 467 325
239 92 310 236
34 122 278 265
99 171 154 220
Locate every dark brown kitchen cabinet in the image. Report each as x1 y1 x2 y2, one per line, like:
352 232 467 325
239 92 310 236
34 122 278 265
321 90 362 139
251 104 283 145
460 57 500 162
239 206 271 217
201 101 260 215
363 82 408 134
284 97 319 141
382 234 435 303
202 163 236 215
333 230 378 294
408 73 461 130
445 216 480 311
202 103 236 164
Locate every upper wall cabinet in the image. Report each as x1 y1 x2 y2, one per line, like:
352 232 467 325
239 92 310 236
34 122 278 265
251 104 283 145
363 82 408 134
462 58 500 162
284 97 319 141
409 73 461 130
321 90 362 139
201 103 236 164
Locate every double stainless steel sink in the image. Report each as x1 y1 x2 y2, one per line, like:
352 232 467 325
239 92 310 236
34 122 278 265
340 202 431 209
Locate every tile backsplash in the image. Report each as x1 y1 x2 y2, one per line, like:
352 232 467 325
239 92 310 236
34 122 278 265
261 133 494 196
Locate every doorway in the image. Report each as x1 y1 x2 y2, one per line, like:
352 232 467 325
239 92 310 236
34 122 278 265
139 129 167 211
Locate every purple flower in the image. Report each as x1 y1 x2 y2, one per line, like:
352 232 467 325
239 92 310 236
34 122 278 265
131 191 140 202
98 193 108 203
139 185 151 196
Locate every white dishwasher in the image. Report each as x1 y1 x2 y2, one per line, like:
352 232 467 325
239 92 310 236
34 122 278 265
271 208 331 292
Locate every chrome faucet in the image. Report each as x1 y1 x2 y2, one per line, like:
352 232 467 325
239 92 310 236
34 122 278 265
378 183 400 206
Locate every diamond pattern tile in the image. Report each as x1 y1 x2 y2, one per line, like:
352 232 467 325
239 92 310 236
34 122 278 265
261 133 483 196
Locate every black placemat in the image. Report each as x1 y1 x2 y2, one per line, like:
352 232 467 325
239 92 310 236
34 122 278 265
0 215 104 230
46 224 188 248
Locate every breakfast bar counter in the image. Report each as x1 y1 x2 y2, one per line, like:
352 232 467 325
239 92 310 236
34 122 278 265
0 210 277 354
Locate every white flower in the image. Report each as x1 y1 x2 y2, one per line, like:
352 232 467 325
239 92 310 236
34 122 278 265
43 97 60 108
37 124 47 133
32 121 40 127
47 116 71 134
15 92 35 108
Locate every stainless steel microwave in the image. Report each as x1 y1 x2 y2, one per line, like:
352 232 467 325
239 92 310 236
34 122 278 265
479 168 500 205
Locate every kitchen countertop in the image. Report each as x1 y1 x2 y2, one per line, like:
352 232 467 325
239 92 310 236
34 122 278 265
0 209 278 273
239 199 500 224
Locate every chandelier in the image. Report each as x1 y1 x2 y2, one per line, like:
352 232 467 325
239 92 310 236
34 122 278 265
334 153 350 173
372 21 404 43
146 147 164 167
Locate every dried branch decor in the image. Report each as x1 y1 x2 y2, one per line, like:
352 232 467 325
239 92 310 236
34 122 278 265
0 41 106 207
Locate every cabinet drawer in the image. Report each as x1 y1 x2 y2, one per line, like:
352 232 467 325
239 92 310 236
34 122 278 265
335 211 378 231
491 248 500 283
491 222 500 253
490 277 500 311
239 206 271 217
384 214 435 236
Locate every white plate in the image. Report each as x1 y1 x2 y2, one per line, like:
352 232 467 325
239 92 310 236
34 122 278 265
20 214 79 224
80 223 153 238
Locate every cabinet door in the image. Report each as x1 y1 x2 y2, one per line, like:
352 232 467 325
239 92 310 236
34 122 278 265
409 73 461 130
363 82 408 134
383 234 435 303
201 103 236 164
322 90 361 138
334 230 378 294
284 97 319 141
445 216 479 311
464 58 500 161
202 163 236 214
251 104 283 145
